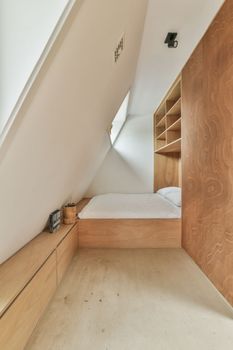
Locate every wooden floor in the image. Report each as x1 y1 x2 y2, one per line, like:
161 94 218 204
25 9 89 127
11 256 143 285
26 249 233 350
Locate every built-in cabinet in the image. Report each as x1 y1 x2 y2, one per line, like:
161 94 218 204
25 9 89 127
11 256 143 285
0 223 78 350
154 77 182 191
57 226 78 284
0 252 57 350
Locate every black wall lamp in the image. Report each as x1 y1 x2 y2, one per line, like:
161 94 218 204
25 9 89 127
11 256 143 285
164 32 178 48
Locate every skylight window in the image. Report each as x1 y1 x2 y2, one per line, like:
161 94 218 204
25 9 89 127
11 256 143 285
110 92 130 144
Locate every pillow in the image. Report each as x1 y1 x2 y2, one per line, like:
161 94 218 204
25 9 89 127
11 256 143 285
157 187 180 196
157 187 181 207
164 191 181 207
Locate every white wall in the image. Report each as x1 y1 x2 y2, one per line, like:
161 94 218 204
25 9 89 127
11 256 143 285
0 0 72 134
129 0 225 115
0 0 148 263
87 114 153 196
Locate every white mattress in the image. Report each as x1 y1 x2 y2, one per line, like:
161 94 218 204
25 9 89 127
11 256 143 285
78 193 181 219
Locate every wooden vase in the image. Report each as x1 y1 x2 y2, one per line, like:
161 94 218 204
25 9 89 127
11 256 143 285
63 205 77 225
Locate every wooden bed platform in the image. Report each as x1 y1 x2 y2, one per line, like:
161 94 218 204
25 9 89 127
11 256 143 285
77 199 181 248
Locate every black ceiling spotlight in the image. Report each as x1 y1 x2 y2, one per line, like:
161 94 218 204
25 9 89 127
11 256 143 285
164 32 178 48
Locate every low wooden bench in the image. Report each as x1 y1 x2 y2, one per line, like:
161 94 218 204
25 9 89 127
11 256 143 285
0 222 78 350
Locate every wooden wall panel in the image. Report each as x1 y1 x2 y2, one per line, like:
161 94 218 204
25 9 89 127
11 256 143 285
154 153 180 191
182 0 233 306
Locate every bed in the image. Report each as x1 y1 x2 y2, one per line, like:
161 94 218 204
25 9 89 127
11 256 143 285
77 189 181 248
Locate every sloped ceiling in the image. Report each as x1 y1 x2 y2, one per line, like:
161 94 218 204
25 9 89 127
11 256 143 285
0 0 71 134
0 0 148 263
86 0 225 197
129 0 225 115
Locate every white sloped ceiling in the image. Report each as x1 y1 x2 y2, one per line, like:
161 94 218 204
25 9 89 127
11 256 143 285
0 0 148 263
0 0 72 135
129 0 225 115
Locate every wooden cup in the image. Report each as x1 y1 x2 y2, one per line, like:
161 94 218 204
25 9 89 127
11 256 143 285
63 205 77 225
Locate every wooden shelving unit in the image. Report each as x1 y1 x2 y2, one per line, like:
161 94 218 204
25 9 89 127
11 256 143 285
154 79 181 154
153 76 182 191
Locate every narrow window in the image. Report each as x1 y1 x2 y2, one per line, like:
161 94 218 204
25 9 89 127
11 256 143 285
110 92 130 144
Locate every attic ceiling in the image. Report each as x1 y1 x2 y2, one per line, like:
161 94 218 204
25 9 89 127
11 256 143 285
129 0 225 115
0 0 148 264
0 0 226 264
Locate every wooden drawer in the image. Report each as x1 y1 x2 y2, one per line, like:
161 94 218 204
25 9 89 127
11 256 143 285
56 225 78 284
0 251 57 350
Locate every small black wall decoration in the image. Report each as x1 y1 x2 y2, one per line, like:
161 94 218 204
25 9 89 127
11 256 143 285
164 33 178 48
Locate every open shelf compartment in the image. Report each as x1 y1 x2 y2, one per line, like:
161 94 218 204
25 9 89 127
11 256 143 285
155 138 181 154
154 77 182 154
153 75 182 192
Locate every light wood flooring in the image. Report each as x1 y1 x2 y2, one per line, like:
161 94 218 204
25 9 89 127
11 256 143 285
26 249 233 350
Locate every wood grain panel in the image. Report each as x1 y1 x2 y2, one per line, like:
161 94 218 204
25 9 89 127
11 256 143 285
57 225 78 284
182 0 233 306
0 223 76 317
154 153 180 191
78 219 181 248
0 252 57 350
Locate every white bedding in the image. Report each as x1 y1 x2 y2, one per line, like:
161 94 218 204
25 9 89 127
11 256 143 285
78 193 181 219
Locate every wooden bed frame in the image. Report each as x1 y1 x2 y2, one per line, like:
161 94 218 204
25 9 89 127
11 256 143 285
77 199 181 248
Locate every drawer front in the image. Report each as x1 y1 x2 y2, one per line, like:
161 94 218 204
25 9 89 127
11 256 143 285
57 225 78 284
0 251 57 350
